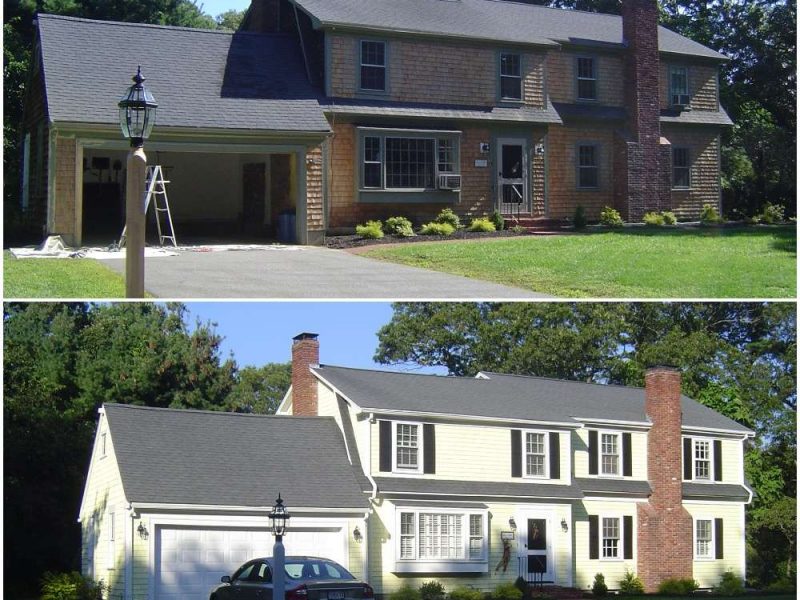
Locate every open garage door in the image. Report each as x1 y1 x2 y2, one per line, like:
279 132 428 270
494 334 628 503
154 525 348 600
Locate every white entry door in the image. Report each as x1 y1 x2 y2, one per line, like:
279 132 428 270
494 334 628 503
523 517 554 583
496 139 529 214
154 525 347 600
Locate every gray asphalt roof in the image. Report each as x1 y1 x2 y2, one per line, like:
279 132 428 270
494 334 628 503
552 103 627 122
293 0 726 60
683 483 751 501
313 366 753 433
575 478 652 497
660 107 734 126
104 403 369 508
36 14 330 133
324 98 562 124
374 477 583 499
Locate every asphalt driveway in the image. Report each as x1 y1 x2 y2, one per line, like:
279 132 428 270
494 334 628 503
101 245 545 298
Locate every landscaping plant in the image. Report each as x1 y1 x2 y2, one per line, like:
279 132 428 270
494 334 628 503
41 572 105 600
700 203 724 224
714 571 745 596
492 582 522 600
573 205 587 230
448 586 483 600
618 571 645 595
760 202 785 224
656 577 699 595
591 573 608 597
420 581 446 600
420 222 456 236
661 211 677 225
468 217 496 232
390 585 422 600
643 212 666 226
490 210 505 231
435 208 461 229
599 206 624 228
355 220 384 239
384 216 416 237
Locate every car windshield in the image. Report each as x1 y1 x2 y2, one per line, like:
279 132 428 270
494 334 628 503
283 559 356 581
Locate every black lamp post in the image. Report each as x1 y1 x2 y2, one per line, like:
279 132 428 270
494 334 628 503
118 66 157 298
270 494 291 600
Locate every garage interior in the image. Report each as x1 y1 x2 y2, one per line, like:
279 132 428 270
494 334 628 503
81 148 299 246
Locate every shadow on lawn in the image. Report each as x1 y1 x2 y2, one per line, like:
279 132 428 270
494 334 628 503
603 225 797 253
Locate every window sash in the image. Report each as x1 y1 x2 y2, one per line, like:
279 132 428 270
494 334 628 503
525 432 547 477
363 136 382 188
400 513 416 559
469 515 483 559
360 41 386 91
396 423 419 470
696 519 712 558
601 433 619 475
577 57 597 100
694 440 711 479
601 517 620 558
673 148 690 188
500 53 522 100
419 513 463 559
578 145 599 188
670 66 689 102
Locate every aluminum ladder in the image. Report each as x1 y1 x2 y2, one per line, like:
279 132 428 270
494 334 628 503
118 165 177 248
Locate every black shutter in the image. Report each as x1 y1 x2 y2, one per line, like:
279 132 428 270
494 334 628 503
423 423 436 474
588 515 599 559
379 420 392 472
588 430 598 475
713 440 722 481
622 433 632 477
683 437 693 480
549 432 560 479
715 519 724 559
623 516 633 559
511 429 522 478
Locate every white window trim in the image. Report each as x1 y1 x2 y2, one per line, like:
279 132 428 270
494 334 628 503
394 506 489 572
693 517 715 560
685 436 715 482
522 429 550 479
107 509 115 569
598 430 622 478
392 421 424 475
598 513 625 562
100 432 107 458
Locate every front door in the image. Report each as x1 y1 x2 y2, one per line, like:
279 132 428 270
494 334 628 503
497 139 529 214
525 518 554 583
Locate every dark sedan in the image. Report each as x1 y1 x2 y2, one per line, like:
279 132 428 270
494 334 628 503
210 556 374 600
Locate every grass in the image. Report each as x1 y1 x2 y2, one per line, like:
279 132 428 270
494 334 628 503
4 251 128 298
360 226 796 298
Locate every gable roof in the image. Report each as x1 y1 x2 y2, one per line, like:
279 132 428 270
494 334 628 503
312 365 753 434
36 14 330 133
103 403 369 509
293 0 727 61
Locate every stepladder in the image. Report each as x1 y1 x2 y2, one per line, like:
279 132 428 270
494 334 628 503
118 165 177 248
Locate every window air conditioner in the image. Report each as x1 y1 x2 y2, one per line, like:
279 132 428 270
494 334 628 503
438 174 461 190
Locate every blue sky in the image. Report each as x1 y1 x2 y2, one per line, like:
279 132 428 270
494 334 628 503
185 302 447 374
197 0 251 16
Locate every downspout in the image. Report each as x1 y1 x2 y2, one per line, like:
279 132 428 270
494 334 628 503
364 413 378 500
126 504 135 600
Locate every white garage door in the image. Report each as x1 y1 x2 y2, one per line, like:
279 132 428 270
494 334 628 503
155 525 347 600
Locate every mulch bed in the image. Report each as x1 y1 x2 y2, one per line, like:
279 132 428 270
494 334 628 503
325 228 553 250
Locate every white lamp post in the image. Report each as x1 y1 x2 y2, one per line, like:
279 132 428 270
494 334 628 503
118 66 157 298
269 494 291 600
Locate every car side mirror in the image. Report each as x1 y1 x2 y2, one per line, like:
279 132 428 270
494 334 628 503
221 576 231 584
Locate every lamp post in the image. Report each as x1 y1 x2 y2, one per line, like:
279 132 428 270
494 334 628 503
118 66 157 298
269 494 291 600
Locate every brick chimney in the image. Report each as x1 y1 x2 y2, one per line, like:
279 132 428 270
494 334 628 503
291 332 319 416
616 0 672 220
637 366 693 592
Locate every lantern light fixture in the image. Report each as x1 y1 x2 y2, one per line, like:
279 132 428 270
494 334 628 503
269 494 291 540
118 66 158 148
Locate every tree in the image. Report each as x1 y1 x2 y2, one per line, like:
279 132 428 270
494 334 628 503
216 8 245 31
375 302 796 586
225 363 292 414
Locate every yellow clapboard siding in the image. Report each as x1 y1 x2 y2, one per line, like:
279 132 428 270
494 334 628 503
684 503 746 588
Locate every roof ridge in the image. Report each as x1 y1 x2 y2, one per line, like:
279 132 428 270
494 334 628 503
316 364 470 379
103 403 335 420
479 371 646 392
478 0 621 20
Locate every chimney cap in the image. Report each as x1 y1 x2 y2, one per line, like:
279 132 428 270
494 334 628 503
293 332 319 342
645 364 681 373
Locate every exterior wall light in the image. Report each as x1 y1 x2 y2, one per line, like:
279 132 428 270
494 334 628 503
509 517 517 530
561 518 569 533
137 522 149 540
353 526 363 542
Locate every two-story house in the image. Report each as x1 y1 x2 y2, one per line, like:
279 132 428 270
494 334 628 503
80 333 753 600
22 0 731 246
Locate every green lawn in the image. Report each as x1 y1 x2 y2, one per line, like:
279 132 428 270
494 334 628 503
4 251 128 298
360 226 796 298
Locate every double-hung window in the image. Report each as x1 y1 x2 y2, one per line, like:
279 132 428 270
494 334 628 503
600 433 619 476
577 144 599 189
670 66 690 106
576 57 597 100
396 509 488 570
500 53 522 101
359 130 460 191
672 147 690 189
395 422 421 472
694 439 711 480
695 519 713 559
602 517 620 559
360 41 386 92
525 431 548 478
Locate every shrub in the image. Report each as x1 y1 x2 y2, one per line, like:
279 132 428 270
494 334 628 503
513 577 528 595
510 225 526 233
760 202 786 224
591 573 608 597
573 205 587 230
599 206 624 228
435 207 461 229
661 211 677 225
383 216 415 237
714 571 745 596
420 222 455 236
643 212 665 226
468 217 496 232
490 210 505 231
656 577 699 595
700 203 723 224
449 586 483 600
618 571 645 595
420 581 446 600
355 220 384 239
492 583 523 600
390 585 422 600
41 572 106 600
